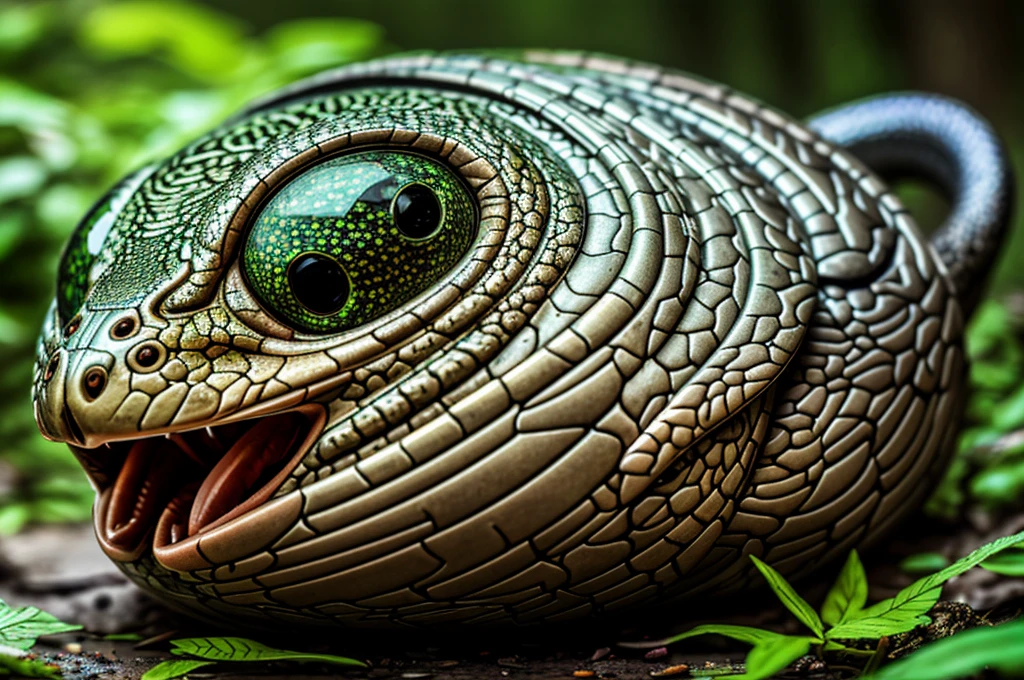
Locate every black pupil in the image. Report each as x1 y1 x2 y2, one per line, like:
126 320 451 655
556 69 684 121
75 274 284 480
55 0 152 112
289 253 350 315
393 184 441 239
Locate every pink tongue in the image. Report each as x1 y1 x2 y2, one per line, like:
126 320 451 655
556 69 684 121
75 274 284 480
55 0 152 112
187 413 303 536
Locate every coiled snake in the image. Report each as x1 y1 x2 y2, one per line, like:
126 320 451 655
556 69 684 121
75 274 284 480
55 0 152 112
33 52 1014 628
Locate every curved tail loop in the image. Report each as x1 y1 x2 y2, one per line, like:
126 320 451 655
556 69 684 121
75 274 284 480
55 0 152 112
809 93 1014 316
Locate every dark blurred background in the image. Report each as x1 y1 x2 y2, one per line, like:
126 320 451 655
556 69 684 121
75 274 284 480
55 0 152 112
1 0 1023 534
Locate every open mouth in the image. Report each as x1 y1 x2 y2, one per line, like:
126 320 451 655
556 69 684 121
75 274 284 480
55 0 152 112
75 408 324 563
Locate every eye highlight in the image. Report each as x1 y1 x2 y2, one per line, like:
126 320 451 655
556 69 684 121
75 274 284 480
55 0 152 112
242 151 476 334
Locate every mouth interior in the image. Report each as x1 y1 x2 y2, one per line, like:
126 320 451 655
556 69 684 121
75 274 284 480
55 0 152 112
89 411 313 559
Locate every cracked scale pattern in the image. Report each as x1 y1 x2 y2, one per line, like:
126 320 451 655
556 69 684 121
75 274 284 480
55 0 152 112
32 51 984 629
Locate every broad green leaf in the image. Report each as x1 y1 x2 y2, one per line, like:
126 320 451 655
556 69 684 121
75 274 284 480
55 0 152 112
738 636 813 680
618 624 788 649
821 550 868 626
749 556 824 639
867 620 1024 680
0 600 82 651
830 529 1024 640
980 545 1024 576
141 659 215 680
0 653 60 678
170 637 365 667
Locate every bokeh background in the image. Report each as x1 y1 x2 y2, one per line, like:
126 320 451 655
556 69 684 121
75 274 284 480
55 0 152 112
1 0 1023 536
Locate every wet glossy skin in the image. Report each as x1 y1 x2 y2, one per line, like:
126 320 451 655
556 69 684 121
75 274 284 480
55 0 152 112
31 52 1010 629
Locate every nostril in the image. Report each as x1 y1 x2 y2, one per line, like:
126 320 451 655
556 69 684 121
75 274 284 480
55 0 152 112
44 353 60 382
137 346 158 367
63 315 81 339
83 366 107 400
128 341 166 373
111 317 137 340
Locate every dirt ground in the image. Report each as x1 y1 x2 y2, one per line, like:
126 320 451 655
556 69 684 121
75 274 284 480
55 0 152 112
4 512 1023 680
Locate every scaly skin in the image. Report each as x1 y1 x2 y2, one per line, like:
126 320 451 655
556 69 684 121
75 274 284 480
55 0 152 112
32 52 1011 628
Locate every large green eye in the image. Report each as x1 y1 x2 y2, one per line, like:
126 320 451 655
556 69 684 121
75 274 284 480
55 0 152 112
242 151 477 334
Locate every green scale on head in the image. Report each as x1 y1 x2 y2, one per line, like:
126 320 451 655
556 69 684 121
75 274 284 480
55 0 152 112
242 150 476 334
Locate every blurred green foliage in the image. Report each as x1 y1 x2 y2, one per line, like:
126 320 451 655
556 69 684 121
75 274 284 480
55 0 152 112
0 0 386 533
928 297 1024 517
0 0 1022 534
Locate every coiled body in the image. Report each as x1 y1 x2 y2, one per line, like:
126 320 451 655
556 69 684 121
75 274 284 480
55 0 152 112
33 52 1012 628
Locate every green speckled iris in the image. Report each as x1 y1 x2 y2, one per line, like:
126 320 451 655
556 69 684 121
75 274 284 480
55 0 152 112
242 151 476 334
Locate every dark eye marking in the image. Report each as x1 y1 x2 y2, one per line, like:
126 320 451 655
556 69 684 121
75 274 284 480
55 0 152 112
392 183 442 240
287 253 351 316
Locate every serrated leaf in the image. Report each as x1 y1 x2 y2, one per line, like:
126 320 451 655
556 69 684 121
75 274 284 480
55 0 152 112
0 600 82 651
619 624 788 649
749 556 824 639
821 550 868 626
0 654 60 679
738 636 813 680
829 529 1024 640
170 637 365 667
866 619 1024 680
141 659 215 680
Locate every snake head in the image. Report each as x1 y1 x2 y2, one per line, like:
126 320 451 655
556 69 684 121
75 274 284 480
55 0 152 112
30 85 521 567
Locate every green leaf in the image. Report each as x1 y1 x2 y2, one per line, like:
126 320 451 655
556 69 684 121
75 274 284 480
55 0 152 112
620 626 814 680
980 545 1024 576
738 636 813 680
141 659 215 680
266 19 383 73
992 385 1024 432
78 0 250 82
899 552 950 575
821 550 868 626
170 637 365 667
829 529 1024 640
103 633 144 642
0 504 31 536
749 556 824 640
970 460 1024 507
0 654 60 679
0 600 82 651
619 624 790 649
866 619 1024 680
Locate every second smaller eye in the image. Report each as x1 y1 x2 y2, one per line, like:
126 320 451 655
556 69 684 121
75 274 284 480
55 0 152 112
288 253 351 316
392 183 442 240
